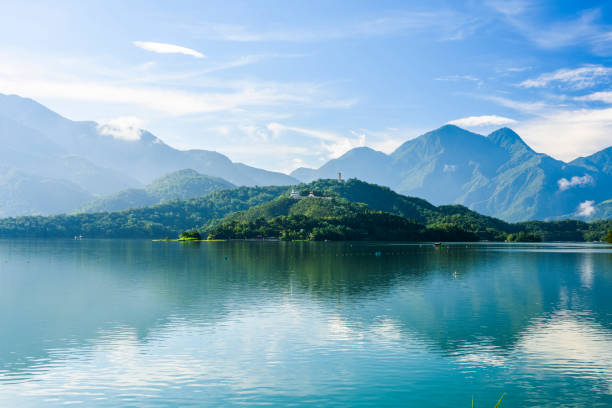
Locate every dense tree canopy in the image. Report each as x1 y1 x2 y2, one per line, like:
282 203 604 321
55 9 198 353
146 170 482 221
0 178 609 242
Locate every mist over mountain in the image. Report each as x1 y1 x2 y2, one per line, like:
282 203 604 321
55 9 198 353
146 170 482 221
0 94 296 216
291 125 612 222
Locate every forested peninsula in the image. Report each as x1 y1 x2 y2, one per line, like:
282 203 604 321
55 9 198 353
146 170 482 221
0 179 610 243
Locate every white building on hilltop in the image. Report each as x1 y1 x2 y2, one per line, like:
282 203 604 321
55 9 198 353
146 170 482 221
289 189 331 200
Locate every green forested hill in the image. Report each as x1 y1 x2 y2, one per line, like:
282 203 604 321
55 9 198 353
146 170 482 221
202 180 611 242
0 178 609 242
0 186 286 238
205 196 479 242
78 169 235 212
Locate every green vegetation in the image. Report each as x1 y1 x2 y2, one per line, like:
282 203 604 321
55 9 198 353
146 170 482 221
202 180 612 242
206 197 479 242
0 178 610 242
0 186 286 238
605 230 612 243
179 230 201 240
78 169 235 213
506 231 542 242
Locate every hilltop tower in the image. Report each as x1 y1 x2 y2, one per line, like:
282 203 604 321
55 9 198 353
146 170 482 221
338 172 343 182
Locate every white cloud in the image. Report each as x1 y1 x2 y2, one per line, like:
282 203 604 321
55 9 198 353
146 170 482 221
266 123 365 158
577 200 596 217
133 41 205 58
514 107 612 160
443 164 457 172
448 115 516 127
520 66 612 89
575 91 612 104
557 175 594 191
480 93 612 161
97 116 144 141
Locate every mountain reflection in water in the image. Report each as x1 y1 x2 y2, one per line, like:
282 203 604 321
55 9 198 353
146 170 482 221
0 240 611 407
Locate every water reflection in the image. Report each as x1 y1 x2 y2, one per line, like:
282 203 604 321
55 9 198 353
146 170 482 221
0 240 611 406
580 253 595 289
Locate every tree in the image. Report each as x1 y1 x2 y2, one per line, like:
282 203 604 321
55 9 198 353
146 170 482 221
179 230 201 240
605 230 612 244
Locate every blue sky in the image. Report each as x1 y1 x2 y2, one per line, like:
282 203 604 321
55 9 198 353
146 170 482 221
1 0 612 172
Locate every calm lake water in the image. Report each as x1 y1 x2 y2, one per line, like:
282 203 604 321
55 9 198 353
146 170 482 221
1 240 612 407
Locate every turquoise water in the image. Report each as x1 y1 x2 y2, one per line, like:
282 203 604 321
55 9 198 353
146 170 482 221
1 240 611 407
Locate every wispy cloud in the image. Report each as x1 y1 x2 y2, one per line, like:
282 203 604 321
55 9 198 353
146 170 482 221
434 74 483 87
435 75 481 83
133 41 205 58
0 77 309 115
188 10 482 43
448 115 516 127
488 4 612 55
0 53 355 118
520 66 612 89
267 123 365 158
480 95 551 115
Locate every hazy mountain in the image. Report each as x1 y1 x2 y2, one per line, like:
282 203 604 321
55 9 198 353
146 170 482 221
291 125 612 221
0 94 296 187
291 147 394 185
0 93 297 216
0 113 137 195
0 166 93 217
79 169 235 212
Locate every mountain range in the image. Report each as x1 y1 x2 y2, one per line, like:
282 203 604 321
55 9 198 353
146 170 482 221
291 125 612 222
1 93 611 222
0 93 296 217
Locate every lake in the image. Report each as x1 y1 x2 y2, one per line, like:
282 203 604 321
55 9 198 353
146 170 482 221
1 240 611 407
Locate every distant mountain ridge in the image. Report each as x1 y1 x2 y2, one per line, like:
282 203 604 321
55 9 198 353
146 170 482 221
0 93 297 216
291 125 612 221
2 93 611 222
79 169 235 213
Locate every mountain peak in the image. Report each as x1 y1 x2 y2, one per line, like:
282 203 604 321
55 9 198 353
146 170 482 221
487 127 534 155
571 145 612 174
338 146 387 159
429 124 476 136
423 124 488 142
